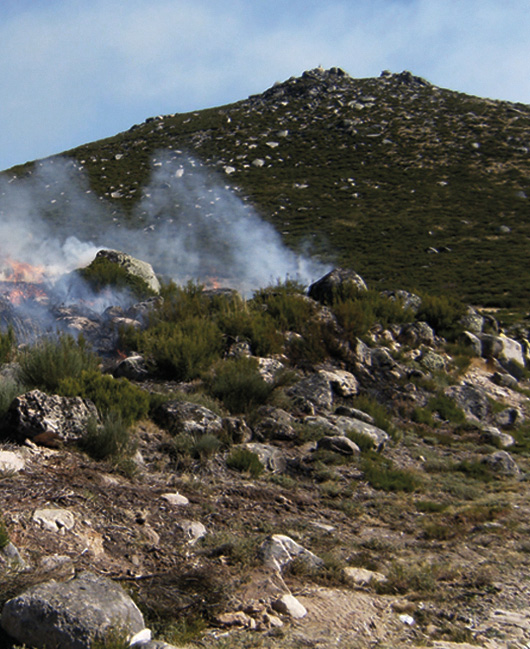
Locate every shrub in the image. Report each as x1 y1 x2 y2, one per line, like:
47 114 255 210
0 327 16 365
226 447 264 477
427 394 467 425
59 370 150 426
0 516 9 549
79 413 133 461
206 357 275 414
416 293 466 340
18 334 99 392
362 457 422 492
0 379 26 416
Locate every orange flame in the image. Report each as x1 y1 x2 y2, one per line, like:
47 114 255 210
0 257 46 283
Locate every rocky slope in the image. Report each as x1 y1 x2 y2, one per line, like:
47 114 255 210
0 265 529 649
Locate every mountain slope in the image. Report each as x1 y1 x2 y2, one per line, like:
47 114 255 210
6 67 530 309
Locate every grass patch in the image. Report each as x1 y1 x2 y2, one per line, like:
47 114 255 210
362 457 422 493
226 447 264 477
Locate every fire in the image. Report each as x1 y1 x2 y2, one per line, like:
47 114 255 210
0 257 46 283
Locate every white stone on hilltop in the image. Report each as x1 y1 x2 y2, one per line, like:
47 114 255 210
161 493 189 506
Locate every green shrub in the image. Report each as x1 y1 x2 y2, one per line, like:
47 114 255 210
0 327 16 365
18 335 99 392
351 395 399 438
0 516 9 549
226 447 264 477
78 256 156 300
362 458 422 493
206 357 275 414
0 379 26 416
79 413 133 461
59 370 150 425
416 293 466 340
427 394 467 425
122 317 222 381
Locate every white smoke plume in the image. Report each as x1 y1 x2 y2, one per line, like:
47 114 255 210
0 152 330 299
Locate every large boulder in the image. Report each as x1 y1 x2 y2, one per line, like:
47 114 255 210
1 572 146 649
2 390 98 445
94 249 161 295
308 268 367 304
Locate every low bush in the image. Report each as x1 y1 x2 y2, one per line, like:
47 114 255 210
0 516 9 549
362 457 422 493
226 447 264 477
416 293 466 340
59 370 150 425
206 357 275 414
0 379 26 416
0 327 16 365
18 334 99 392
79 413 133 462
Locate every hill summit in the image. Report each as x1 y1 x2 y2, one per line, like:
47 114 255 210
5 66 530 310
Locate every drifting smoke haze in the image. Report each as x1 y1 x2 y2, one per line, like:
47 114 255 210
0 152 329 299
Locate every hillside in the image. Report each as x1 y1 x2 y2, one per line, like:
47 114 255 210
5 66 530 312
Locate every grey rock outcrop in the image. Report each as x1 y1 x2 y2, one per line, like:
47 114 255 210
308 268 367 304
1 572 145 649
482 451 521 478
3 390 98 445
444 384 489 422
258 534 324 573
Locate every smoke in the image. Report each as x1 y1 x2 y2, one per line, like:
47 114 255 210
0 152 329 300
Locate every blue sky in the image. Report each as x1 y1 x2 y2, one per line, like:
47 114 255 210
1 0 529 172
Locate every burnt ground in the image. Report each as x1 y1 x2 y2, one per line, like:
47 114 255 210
2 376 530 649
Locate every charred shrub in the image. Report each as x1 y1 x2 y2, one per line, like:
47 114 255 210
18 334 99 392
59 370 149 425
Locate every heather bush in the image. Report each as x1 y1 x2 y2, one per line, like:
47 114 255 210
18 334 99 392
80 412 133 462
362 457 422 493
0 327 16 365
416 293 466 340
59 370 150 425
0 516 9 549
0 379 26 416
206 356 275 414
226 447 264 477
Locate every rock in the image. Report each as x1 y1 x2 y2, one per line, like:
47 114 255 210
256 357 285 383
0 542 27 569
113 354 150 380
243 443 287 473
343 567 387 587
334 406 375 424
482 450 520 477
288 373 334 412
459 331 482 356
317 435 360 455
215 611 256 628
481 426 514 449
332 416 390 450
459 308 484 334
153 401 223 437
370 348 404 379
125 297 163 325
254 406 297 441
222 416 253 443
479 333 525 369
176 520 207 544
318 368 359 397
420 350 446 372
3 390 98 445
491 372 519 389
161 493 189 506
444 384 489 422
271 594 307 619
381 289 422 313
258 534 324 573
398 322 435 347
0 449 26 473
94 249 161 294
495 407 524 429
1 571 145 649
33 508 75 533
308 268 367 305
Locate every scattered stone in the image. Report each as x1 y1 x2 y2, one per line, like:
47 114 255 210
317 435 360 455
0 449 25 473
271 594 307 619
176 520 207 544
161 493 189 506
308 268 367 305
482 426 515 448
113 354 150 380
343 567 387 587
1 571 145 649
258 534 324 573
482 450 521 477
216 611 256 628
0 542 26 569
32 508 75 533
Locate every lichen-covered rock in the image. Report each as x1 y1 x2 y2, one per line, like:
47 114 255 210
153 400 223 437
3 390 98 445
1 572 145 649
444 384 489 422
308 267 367 304
254 406 297 441
288 373 334 412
